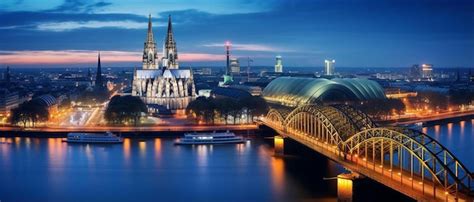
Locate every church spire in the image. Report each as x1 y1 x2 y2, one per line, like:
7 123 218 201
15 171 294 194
146 14 154 44
162 15 178 69
5 66 11 84
95 52 103 87
165 15 173 45
142 14 158 69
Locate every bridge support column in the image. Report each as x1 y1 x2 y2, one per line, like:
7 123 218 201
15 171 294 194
274 135 285 156
337 173 360 202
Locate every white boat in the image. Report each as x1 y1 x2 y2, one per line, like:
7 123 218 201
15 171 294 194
64 132 123 143
175 131 246 145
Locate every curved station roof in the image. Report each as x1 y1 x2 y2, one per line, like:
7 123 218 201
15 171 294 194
262 77 385 106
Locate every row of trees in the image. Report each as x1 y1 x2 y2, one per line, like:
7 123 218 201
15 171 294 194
10 100 49 127
356 98 405 120
409 90 473 111
186 96 269 124
104 95 147 125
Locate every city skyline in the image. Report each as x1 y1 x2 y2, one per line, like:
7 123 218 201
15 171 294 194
0 0 473 68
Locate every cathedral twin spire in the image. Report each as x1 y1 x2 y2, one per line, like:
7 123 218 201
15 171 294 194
142 14 178 70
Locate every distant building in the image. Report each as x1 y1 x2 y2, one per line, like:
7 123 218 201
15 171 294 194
421 64 433 79
324 59 335 76
0 89 19 116
470 68 474 83
274 56 283 73
211 87 252 100
198 89 212 98
410 64 421 80
229 85 262 96
202 68 212 75
230 58 240 74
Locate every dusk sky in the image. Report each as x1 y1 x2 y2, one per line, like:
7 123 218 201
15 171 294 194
0 0 473 68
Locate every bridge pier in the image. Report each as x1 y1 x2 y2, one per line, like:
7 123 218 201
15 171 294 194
337 173 360 202
274 135 285 156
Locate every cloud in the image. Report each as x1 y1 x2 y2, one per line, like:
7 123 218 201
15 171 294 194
34 20 152 31
0 50 224 65
202 43 291 52
48 0 112 13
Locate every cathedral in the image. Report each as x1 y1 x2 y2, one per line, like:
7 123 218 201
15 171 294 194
132 15 196 114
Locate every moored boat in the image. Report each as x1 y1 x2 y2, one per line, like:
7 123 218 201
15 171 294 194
64 132 123 143
175 131 246 145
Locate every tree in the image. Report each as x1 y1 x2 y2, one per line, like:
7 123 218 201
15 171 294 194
104 95 147 125
186 96 269 124
186 97 216 124
10 100 49 127
357 98 405 120
240 96 269 123
416 92 448 111
449 90 473 107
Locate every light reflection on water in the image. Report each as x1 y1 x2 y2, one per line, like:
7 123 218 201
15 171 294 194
422 119 474 169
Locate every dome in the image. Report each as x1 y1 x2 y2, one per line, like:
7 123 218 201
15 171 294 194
262 77 385 106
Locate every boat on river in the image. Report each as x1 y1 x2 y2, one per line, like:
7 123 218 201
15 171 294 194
63 132 123 143
175 131 246 145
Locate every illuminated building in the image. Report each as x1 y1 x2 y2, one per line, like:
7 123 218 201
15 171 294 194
230 58 240 74
421 64 433 79
0 89 19 116
324 59 335 76
263 77 385 106
274 55 283 73
132 15 196 114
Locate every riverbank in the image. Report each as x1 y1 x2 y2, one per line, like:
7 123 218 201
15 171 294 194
379 110 474 127
0 124 261 138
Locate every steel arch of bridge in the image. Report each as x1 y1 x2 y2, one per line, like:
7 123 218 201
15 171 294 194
263 104 473 198
341 127 473 196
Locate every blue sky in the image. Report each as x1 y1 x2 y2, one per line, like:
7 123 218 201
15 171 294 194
0 0 473 67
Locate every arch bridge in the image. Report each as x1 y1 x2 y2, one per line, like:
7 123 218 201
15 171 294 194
261 104 473 201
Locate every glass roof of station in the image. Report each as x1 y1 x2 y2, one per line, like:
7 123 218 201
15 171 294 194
262 77 385 106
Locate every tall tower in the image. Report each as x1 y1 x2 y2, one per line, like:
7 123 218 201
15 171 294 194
143 14 159 69
95 52 103 87
324 59 335 76
274 56 283 73
226 41 231 74
162 15 179 69
223 41 233 84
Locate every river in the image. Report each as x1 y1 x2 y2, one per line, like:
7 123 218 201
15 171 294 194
0 119 472 202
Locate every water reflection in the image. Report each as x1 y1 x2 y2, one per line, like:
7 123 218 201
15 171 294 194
123 138 131 162
47 138 66 189
139 141 147 157
447 123 453 136
196 145 209 168
154 138 162 160
270 156 285 193
424 119 474 169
